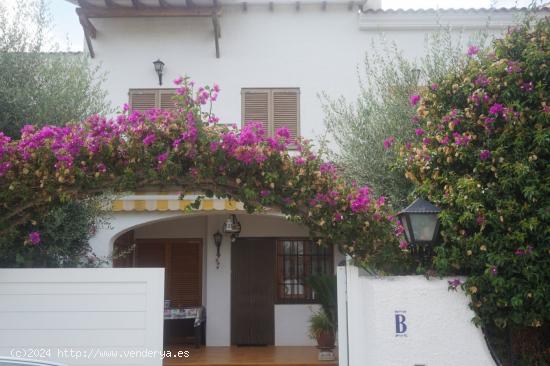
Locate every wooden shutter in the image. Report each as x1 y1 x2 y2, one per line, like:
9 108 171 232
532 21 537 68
242 89 270 135
159 90 177 111
169 240 202 307
129 89 177 112
129 90 157 112
134 241 165 268
272 90 299 139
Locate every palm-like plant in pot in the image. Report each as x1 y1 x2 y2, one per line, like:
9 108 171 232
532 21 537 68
307 274 337 349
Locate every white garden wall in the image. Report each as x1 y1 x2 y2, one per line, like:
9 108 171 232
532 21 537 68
0 268 164 366
337 264 496 366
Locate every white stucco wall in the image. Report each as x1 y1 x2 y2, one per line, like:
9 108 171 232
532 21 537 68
274 304 321 346
86 5 525 140
338 264 496 366
90 211 342 346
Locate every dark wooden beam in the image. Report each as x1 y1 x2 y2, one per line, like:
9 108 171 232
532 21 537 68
75 8 95 58
75 8 97 38
78 6 219 18
212 15 220 58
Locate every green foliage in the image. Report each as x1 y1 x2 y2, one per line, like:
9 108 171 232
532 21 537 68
399 16 550 349
0 200 110 268
307 274 337 331
0 0 110 267
0 0 110 138
308 310 333 339
323 29 489 208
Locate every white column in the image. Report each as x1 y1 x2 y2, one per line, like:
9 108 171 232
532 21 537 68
205 214 232 346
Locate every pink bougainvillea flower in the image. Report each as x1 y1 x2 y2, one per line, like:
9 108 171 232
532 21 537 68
399 240 409 250
490 267 498 276
260 190 270 198
506 60 522 74
122 103 129 112
383 136 395 150
448 279 463 290
409 94 421 106
28 231 41 245
415 128 425 136
157 152 169 166
173 76 184 85
431 83 439 91
489 103 504 115
479 150 491 161
333 212 344 222
467 45 479 56
142 133 156 146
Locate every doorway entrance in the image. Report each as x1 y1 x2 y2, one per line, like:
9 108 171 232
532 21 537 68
231 238 275 346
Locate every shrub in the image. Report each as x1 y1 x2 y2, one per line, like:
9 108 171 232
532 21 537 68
398 17 550 363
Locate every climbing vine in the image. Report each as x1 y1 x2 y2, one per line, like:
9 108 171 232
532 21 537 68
0 77 412 273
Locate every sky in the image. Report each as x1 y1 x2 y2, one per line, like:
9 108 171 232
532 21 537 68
0 0 539 52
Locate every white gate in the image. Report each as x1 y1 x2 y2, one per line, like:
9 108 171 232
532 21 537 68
0 268 164 365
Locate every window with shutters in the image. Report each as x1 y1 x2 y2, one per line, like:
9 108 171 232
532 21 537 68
128 89 178 112
241 88 300 140
276 239 333 303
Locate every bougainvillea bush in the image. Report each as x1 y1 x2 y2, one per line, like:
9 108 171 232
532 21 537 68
398 17 549 362
0 77 414 273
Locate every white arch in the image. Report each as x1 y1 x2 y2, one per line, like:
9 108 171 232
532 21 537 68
90 209 290 261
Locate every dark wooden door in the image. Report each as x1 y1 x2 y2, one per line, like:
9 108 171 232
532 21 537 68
231 238 275 346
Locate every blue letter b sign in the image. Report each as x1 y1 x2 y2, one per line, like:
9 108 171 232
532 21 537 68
395 313 407 334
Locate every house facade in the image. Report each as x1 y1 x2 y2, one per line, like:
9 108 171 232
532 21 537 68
68 0 534 349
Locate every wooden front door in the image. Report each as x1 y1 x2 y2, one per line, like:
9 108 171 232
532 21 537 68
231 238 275 346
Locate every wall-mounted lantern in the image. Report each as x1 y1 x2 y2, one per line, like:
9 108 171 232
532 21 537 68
223 214 241 243
213 230 223 269
153 59 165 86
397 198 441 259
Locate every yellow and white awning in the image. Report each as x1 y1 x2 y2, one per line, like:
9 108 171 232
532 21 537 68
111 193 245 212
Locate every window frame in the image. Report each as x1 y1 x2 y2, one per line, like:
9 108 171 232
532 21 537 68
128 88 178 112
241 87 301 140
275 238 334 304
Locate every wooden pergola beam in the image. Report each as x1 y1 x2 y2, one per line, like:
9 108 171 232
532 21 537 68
77 6 219 18
212 0 220 58
76 8 96 58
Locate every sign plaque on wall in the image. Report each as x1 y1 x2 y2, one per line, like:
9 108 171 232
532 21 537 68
395 310 407 337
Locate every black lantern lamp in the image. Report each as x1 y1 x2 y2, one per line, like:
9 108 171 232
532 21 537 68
223 214 241 243
213 230 223 269
153 59 165 86
397 198 441 259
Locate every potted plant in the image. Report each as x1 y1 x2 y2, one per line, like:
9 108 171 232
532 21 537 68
307 274 337 359
308 309 336 349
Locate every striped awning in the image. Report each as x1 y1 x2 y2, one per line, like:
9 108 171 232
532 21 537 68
111 194 245 212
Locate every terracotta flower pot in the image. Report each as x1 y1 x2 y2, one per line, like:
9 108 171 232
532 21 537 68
316 330 335 349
